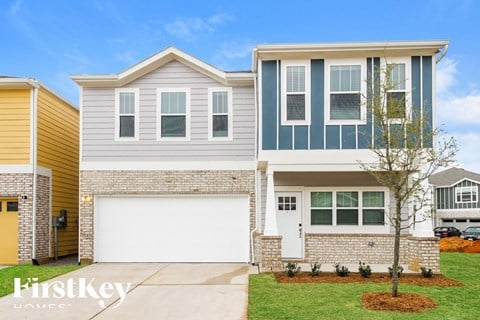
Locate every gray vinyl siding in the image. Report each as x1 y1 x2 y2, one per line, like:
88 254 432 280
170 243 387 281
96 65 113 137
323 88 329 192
435 180 480 210
82 61 255 161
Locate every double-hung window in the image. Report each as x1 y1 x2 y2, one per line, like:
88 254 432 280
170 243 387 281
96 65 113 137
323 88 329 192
383 57 411 121
208 88 232 140
325 59 366 124
362 191 385 225
115 88 139 140
311 192 333 225
455 186 478 203
336 191 359 225
157 89 190 139
281 61 311 125
386 63 407 119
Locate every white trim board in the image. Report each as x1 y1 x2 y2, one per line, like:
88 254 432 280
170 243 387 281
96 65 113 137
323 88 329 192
80 161 256 171
0 165 52 177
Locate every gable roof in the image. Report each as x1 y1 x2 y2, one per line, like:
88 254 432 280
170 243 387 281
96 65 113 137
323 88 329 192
429 167 480 187
71 46 254 87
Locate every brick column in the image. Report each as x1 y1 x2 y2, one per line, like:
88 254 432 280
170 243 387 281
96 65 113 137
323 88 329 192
406 237 440 272
259 235 282 272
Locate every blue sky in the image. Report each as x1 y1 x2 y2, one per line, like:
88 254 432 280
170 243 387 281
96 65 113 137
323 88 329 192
2 0 479 172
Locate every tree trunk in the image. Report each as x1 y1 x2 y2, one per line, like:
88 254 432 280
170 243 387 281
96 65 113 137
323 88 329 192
391 199 402 297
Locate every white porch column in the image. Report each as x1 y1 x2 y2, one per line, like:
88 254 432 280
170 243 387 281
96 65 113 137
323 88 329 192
413 171 435 237
263 171 278 235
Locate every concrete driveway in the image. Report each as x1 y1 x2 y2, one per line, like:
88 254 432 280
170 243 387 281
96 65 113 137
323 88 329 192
0 263 253 320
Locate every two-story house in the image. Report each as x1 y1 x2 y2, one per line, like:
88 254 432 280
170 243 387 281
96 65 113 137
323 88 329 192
72 47 256 264
253 40 448 271
73 40 448 272
0 77 79 264
430 167 480 230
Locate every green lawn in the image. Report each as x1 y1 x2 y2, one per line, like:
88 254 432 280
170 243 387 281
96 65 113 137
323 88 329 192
249 253 480 320
0 264 83 297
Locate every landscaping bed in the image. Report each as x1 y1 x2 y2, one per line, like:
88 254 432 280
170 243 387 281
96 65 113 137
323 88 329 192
362 292 437 313
439 237 480 253
274 272 463 287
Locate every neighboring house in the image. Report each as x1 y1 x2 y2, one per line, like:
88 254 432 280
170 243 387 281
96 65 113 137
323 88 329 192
253 40 448 271
430 167 480 230
0 77 79 265
72 41 448 272
72 47 255 264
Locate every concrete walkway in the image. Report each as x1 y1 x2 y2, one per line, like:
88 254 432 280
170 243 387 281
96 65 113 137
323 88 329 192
0 263 253 320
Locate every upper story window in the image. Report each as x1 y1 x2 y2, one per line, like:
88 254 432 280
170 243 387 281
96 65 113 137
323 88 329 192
281 61 311 125
455 185 478 203
325 59 366 124
208 88 232 140
383 58 411 121
115 88 139 140
157 89 190 140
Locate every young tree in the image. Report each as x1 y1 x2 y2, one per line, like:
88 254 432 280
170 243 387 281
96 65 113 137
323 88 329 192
359 61 457 297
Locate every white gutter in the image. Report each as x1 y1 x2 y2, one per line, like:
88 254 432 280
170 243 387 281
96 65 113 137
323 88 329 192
435 44 449 64
30 81 40 262
250 71 259 264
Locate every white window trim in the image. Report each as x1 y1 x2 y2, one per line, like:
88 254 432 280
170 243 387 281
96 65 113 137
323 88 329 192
115 88 140 141
455 185 478 203
156 88 191 141
306 187 390 234
208 87 233 141
324 58 367 125
281 60 311 126
381 57 412 124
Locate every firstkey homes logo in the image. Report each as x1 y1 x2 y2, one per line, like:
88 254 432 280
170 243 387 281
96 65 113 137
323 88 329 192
13 277 132 309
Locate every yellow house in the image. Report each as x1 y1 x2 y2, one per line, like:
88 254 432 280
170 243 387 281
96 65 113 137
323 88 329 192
0 77 79 264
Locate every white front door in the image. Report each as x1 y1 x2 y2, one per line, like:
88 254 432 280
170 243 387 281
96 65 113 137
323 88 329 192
276 192 302 259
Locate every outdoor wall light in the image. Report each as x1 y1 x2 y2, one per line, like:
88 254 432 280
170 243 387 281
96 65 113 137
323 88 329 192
81 195 92 202
368 241 375 247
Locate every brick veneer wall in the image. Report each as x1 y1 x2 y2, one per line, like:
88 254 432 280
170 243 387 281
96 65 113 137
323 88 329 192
259 235 282 272
79 170 256 263
35 174 50 260
304 233 440 272
0 173 51 263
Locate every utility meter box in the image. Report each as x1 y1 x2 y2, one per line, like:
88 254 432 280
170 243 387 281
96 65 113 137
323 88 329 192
52 210 67 228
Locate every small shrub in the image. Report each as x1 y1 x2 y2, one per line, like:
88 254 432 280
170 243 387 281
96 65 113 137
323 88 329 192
284 262 300 277
420 266 434 278
333 263 349 277
310 262 321 276
388 265 404 278
358 261 372 278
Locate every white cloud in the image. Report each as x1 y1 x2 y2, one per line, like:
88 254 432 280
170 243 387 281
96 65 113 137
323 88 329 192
9 0 23 16
436 58 457 93
212 41 254 70
164 13 234 41
448 131 480 173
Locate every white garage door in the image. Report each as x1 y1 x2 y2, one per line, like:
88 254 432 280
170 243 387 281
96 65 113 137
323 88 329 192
94 196 250 262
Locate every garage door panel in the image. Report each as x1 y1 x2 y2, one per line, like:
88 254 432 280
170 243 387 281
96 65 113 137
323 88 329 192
94 196 249 262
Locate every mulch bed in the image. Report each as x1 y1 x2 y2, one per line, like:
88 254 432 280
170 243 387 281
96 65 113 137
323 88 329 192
440 237 480 253
274 272 463 287
362 292 437 312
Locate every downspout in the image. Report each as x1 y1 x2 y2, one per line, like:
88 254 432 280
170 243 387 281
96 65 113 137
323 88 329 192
250 66 258 265
435 44 449 64
30 80 40 263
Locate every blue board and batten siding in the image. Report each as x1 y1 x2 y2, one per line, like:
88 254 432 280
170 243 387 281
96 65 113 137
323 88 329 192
436 180 480 210
261 56 434 150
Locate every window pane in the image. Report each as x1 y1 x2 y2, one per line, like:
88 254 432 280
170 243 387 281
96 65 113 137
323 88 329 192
287 94 305 120
363 209 385 225
311 192 332 207
161 116 186 137
337 192 358 207
363 192 384 207
311 209 332 225
389 64 406 90
161 92 186 114
287 66 305 92
337 209 358 225
331 65 361 92
387 92 406 118
213 92 228 113
119 92 135 114
7 201 18 212
119 115 135 137
330 93 361 120
213 115 228 137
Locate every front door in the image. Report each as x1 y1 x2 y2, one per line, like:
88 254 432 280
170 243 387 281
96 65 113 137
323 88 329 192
276 192 302 259
0 198 19 264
